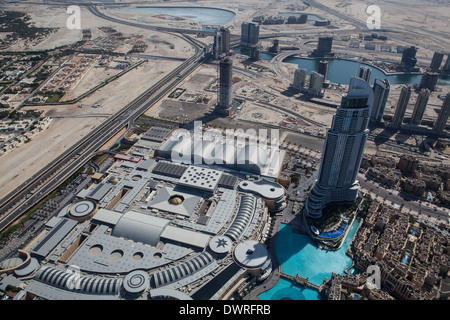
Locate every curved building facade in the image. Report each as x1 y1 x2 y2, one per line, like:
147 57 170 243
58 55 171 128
305 77 373 219
112 211 170 246
34 266 122 296
225 195 256 241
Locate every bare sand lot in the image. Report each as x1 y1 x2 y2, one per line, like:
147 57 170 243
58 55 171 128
0 57 182 198
0 4 197 198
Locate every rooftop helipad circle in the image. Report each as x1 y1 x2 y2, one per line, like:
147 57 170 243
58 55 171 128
69 200 96 217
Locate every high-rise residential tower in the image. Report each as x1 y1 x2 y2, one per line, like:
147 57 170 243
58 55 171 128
308 71 324 96
213 27 230 60
292 68 307 90
370 78 390 123
318 60 329 80
443 54 450 74
419 71 440 92
392 85 412 129
401 46 418 70
311 36 333 57
433 92 450 134
215 56 233 115
430 51 444 71
358 65 372 83
240 22 260 46
220 27 230 55
411 88 431 125
305 76 374 219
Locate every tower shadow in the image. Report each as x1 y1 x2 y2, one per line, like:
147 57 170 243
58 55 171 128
373 128 396 146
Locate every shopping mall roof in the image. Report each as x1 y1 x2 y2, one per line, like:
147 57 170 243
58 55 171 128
112 210 170 246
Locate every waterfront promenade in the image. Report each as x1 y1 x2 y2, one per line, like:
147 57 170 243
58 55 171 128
244 204 306 300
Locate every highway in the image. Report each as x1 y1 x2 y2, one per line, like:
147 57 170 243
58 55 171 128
0 5 208 233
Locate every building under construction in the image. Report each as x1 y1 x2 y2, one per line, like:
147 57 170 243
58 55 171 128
215 56 234 116
213 27 231 60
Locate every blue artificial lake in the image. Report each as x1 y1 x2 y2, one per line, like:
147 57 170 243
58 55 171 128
283 57 450 86
126 6 236 26
258 219 361 300
236 48 450 86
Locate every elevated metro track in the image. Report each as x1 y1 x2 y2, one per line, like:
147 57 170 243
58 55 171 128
0 5 207 233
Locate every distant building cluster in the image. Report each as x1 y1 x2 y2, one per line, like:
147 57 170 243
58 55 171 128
0 115 51 157
346 200 450 300
361 153 450 208
40 54 97 93
387 89 450 136
290 68 324 97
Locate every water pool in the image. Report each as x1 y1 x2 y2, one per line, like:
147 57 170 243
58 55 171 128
258 277 322 300
258 220 361 300
126 6 236 26
402 253 410 265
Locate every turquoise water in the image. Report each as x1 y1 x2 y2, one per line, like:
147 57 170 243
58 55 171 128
126 6 236 25
258 277 322 300
402 253 410 265
258 219 360 300
236 48 450 86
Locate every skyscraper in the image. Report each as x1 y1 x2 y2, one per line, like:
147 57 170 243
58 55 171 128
308 71 324 96
305 77 374 219
213 28 230 60
419 71 440 92
430 51 444 72
433 92 450 134
443 54 450 74
220 27 230 55
411 88 431 125
358 65 372 83
250 47 260 61
268 39 280 54
215 56 233 115
370 78 390 123
292 68 307 90
401 46 418 70
213 30 223 60
392 85 412 129
318 60 329 80
241 22 259 46
311 36 333 57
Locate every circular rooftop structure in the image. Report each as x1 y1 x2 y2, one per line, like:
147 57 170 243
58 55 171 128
168 195 184 205
123 270 150 295
109 176 119 184
209 235 232 254
14 257 39 277
68 200 98 221
234 240 269 269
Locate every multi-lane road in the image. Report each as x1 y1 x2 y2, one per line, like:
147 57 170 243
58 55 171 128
0 5 208 233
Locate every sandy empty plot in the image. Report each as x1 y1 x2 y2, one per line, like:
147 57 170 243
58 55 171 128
0 3 199 198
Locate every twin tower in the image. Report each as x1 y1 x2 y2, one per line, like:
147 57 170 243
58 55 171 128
305 76 374 219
